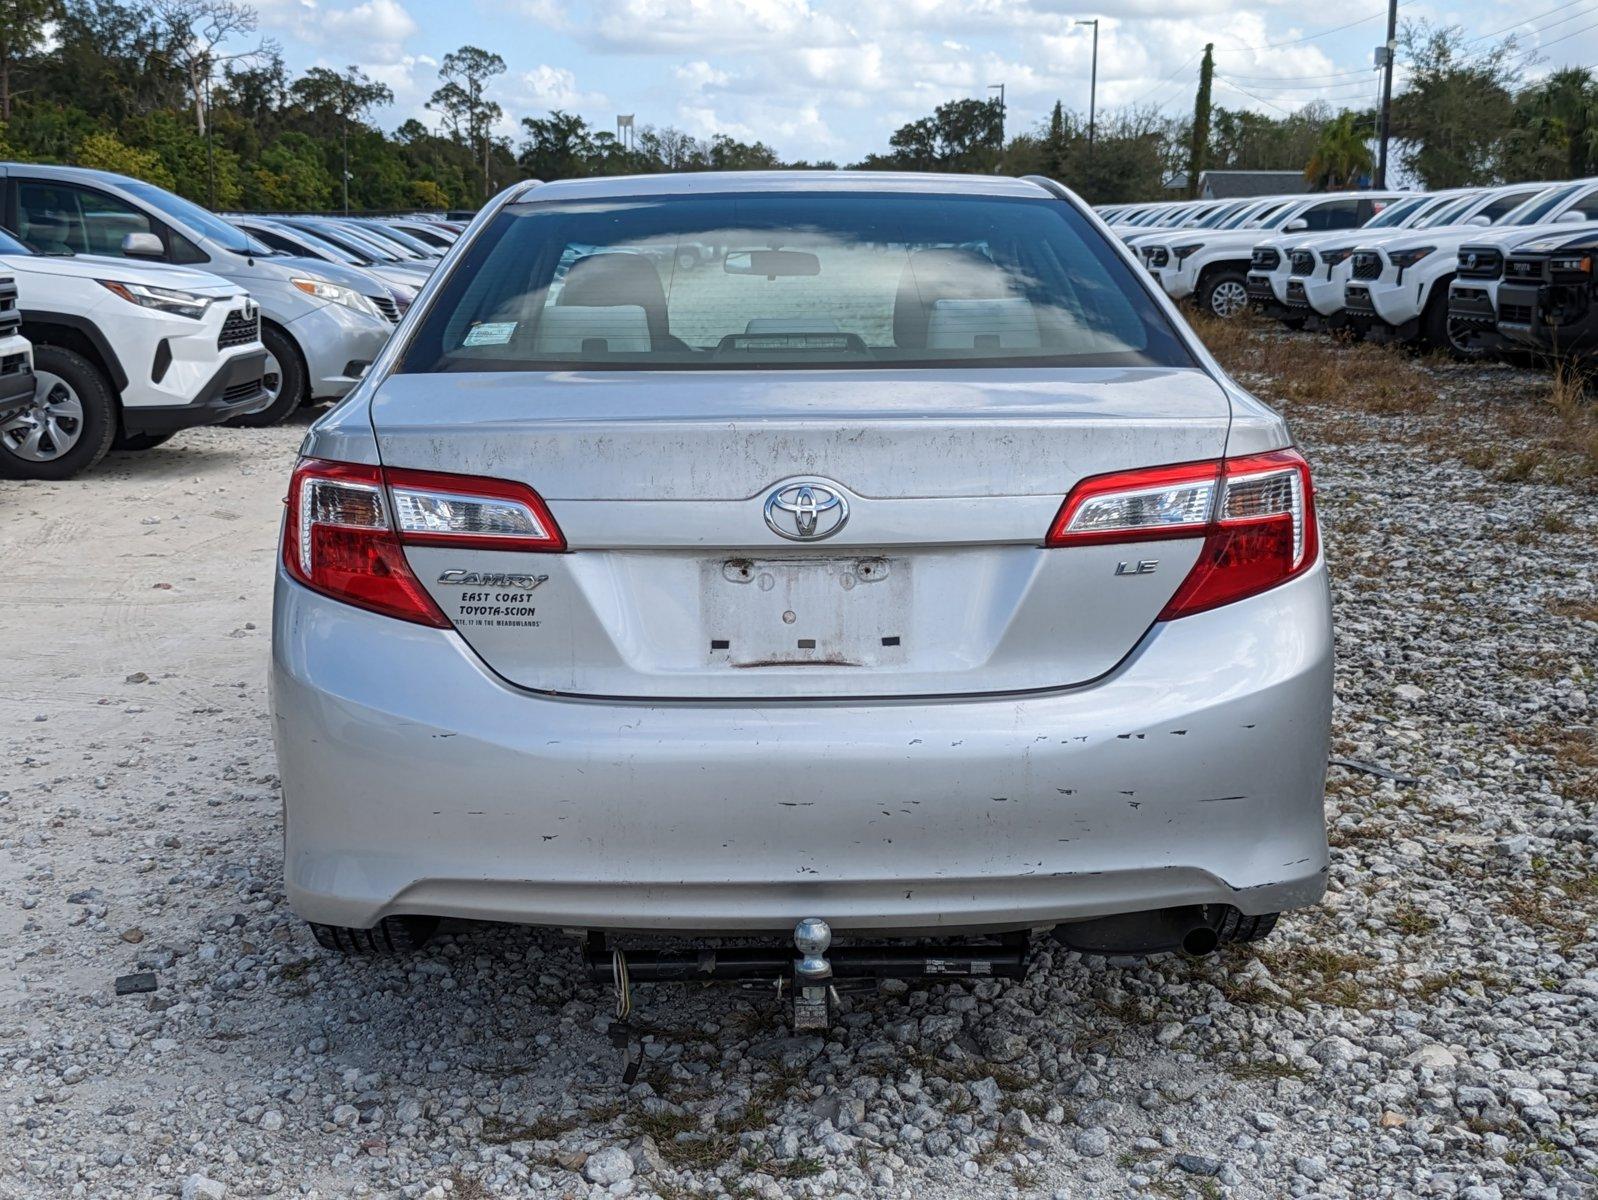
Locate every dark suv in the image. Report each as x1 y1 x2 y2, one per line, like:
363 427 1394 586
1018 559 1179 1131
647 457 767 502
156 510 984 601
1496 231 1598 359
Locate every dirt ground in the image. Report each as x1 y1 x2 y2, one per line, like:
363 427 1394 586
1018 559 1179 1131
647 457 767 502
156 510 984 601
2 330 1596 1200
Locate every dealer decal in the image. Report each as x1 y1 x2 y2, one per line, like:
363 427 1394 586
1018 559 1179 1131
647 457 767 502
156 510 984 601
436 570 549 629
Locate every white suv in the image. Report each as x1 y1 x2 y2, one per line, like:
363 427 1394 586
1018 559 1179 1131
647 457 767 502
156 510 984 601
1141 192 1403 318
1342 181 1595 350
1246 191 1472 329
0 225 267 479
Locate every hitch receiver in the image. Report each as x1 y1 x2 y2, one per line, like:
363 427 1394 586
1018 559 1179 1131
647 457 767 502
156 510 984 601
580 925 1032 1030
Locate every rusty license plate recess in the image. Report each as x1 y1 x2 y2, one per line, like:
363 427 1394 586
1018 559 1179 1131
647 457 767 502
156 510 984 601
706 556 910 668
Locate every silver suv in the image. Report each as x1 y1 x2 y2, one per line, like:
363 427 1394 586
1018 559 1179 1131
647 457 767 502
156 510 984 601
0 163 394 425
271 173 1331 1011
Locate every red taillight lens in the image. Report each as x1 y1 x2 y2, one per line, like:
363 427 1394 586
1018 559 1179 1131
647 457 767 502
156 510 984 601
1047 449 1317 619
282 459 566 626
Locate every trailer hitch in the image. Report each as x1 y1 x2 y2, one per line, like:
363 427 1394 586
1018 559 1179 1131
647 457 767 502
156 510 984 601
583 921 1032 1034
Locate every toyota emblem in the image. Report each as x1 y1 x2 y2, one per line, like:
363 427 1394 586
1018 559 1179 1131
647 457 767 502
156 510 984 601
764 478 849 541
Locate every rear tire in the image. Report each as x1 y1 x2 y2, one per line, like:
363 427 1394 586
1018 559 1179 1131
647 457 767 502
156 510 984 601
0 345 117 481
226 325 305 428
1197 269 1250 320
309 915 439 954
1213 908 1278 945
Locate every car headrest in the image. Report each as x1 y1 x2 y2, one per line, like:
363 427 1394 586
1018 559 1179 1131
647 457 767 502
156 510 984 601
558 253 671 345
533 305 652 355
893 248 1015 349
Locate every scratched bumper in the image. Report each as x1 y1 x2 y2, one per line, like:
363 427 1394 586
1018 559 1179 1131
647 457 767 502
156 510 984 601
271 561 1332 934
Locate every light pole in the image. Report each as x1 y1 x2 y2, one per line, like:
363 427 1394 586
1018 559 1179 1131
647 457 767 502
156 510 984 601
1076 18 1099 156
988 83 1005 149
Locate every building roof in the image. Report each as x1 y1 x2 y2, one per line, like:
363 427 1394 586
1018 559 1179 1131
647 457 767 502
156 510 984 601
1166 170 1311 199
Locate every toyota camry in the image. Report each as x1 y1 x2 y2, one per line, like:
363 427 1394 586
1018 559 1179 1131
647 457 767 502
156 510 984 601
271 172 1331 1017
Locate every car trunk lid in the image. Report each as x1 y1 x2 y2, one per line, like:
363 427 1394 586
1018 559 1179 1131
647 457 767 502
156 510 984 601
371 366 1232 699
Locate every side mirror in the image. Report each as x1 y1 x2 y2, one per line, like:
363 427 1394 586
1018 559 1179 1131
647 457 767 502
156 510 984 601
1465 215 1492 227
1283 218 1308 232
121 231 165 259
1554 210 1587 225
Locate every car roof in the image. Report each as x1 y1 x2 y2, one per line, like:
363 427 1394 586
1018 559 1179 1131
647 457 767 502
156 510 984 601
513 170 1057 203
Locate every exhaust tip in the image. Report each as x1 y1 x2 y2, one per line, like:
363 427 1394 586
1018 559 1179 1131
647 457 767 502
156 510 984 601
1181 925 1220 957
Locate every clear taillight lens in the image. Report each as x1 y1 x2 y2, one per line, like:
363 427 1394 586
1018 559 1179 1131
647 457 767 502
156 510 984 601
386 468 564 552
1046 449 1317 618
282 459 565 625
1047 460 1220 546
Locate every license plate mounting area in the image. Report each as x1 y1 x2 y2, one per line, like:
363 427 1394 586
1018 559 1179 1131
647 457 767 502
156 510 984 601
704 556 910 668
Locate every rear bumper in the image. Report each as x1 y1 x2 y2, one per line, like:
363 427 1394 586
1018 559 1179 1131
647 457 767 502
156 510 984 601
120 350 269 436
272 560 1334 935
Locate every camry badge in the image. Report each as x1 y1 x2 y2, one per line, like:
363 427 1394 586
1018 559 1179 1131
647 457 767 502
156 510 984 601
436 570 548 590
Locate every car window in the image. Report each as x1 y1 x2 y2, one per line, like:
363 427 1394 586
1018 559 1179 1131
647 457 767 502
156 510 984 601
117 179 270 256
1242 201 1290 229
1560 187 1598 222
1480 190 1544 223
1419 195 1479 227
239 224 301 256
300 221 402 262
16 182 154 256
1298 198 1364 231
1362 195 1428 229
401 191 1195 373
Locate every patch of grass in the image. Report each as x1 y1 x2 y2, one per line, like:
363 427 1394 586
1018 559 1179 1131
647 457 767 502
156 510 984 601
1548 596 1598 623
1225 1057 1307 1082
447 1172 493 1199
1392 904 1440 937
480 1112 584 1144
1496 449 1546 482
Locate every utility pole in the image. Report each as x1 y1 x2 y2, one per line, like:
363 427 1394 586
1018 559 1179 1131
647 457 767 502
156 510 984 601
1076 19 1099 156
341 115 350 214
1375 0 1398 188
989 83 1006 149
1186 43 1214 199
204 72 215 208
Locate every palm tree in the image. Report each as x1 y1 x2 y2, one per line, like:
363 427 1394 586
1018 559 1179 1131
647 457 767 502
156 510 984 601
1520 68 1598 179
1305 113 1374 191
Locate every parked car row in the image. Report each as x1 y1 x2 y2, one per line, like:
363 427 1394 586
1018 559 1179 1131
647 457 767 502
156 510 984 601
1101 179 1598 363
0 161 462 480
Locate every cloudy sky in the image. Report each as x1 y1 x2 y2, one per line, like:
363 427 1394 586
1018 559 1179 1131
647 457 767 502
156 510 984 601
251 0 1598 161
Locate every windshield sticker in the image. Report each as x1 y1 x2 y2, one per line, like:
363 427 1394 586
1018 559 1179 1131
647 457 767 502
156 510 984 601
462 321 516 347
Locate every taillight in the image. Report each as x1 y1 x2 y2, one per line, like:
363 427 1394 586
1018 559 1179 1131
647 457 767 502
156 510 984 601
282 459 565 626
1047 449 1317 619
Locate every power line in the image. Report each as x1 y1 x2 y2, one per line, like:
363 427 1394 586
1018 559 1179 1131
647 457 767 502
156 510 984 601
1128 50 1203 108
1212 76 1295 115
1214 4 1411 55
1467 0 1593 45
1512 11 1598 60
1223 66 1373 83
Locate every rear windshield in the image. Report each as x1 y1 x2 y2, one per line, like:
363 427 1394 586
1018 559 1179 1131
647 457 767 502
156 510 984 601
399 191 1194 372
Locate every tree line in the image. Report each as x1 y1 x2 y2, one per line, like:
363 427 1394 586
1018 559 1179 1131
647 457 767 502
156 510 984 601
0 2 1593 212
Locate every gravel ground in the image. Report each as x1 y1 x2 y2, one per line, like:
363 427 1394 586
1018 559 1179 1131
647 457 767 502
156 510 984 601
2 346 1596 1200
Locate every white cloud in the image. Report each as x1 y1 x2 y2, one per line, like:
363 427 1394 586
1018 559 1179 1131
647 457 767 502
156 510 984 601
509 64 611 112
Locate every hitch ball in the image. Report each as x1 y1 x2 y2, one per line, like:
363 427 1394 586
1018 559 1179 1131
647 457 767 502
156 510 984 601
794 917 832 979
